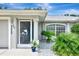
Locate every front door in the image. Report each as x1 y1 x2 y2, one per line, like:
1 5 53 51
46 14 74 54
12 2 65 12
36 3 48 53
17 20 32 48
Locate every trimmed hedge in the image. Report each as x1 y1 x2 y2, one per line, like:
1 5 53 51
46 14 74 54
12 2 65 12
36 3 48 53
51 33 79 56
71 23 79 34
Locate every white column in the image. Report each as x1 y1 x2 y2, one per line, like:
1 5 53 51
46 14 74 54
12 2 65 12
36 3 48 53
30 20 32 42
34 19 38 40
66 23 71 33
8 18 11 50
12 18 17 49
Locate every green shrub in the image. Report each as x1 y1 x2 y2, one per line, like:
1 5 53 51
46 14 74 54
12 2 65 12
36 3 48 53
51 33 79 56
71 23 79 34
41 31 55 42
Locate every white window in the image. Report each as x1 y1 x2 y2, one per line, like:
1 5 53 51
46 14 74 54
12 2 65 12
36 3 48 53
46 23 66 36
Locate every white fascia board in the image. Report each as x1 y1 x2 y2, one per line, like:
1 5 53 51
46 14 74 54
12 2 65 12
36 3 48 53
0 10 47 16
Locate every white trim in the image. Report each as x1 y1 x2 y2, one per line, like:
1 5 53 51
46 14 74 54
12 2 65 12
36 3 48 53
34 20 38 40
18 20 20 45
45 23 66 26
17 44 32 48
8 18 11 50
55 24 56 36
30 20 32 42
19 20 31 22
45 23 66 31
17 20 32 47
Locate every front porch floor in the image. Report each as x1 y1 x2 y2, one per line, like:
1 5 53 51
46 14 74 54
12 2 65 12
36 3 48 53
0 40 56 56
0 49 38 56
0 48 56 56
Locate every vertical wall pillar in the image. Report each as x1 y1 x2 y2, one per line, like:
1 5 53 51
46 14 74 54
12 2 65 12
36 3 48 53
66 23 71 33
34 18 39 40
8 18 11 50
11 17 17 49
30 20 32 42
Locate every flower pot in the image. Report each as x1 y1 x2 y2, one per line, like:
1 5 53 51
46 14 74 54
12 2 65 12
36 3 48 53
31 47 36 52
46 38 51 43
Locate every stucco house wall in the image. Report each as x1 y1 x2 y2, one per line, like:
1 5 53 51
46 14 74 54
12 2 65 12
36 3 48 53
0 10 78 49
38 16 79 40
0 10 47 49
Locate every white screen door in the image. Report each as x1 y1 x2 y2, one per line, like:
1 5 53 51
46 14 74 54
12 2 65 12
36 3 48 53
17 20 32 47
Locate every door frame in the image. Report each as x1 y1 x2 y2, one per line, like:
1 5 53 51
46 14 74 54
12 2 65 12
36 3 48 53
17 20 32 47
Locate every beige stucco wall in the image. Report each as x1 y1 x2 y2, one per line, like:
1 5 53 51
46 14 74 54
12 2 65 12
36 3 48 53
0 10 78 49
38 22 74 40
38 22 43 40
0 10 47 49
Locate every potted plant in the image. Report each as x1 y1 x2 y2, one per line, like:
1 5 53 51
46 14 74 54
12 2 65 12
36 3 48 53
31 40 39 52
41 31 55 42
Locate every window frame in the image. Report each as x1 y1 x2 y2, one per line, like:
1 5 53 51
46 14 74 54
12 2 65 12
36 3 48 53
45 23 66 36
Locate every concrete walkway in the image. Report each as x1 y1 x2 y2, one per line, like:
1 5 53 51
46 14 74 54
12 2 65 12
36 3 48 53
0 41 56 56
38 40 56 56
0 49 38 56
38 49 55 56
0 49 56 56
